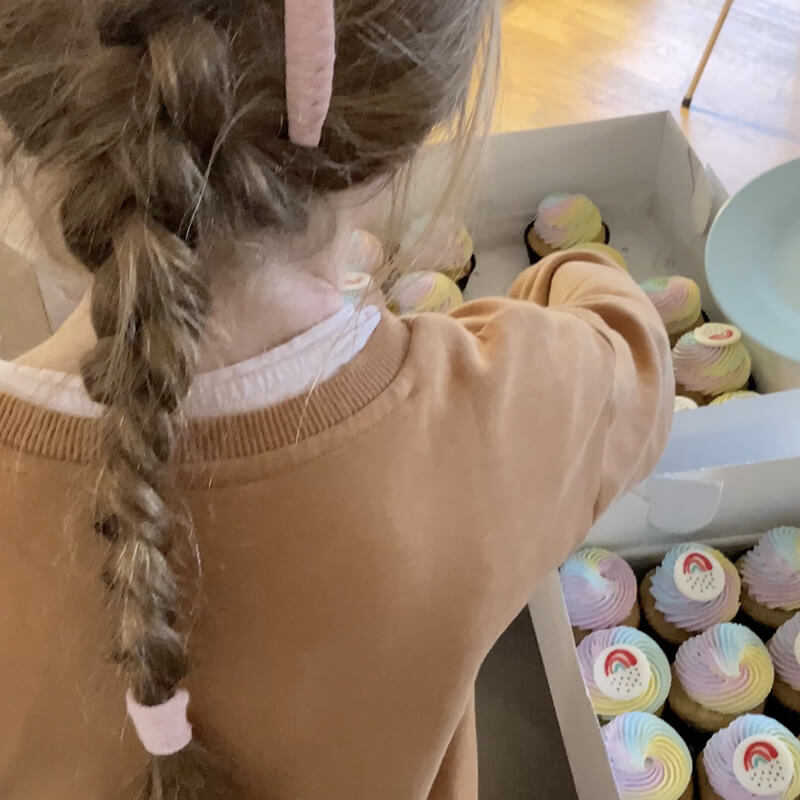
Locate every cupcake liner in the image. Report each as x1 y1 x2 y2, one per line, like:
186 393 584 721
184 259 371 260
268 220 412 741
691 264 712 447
455 253 477 293
766 684 800 733
524 217 610 265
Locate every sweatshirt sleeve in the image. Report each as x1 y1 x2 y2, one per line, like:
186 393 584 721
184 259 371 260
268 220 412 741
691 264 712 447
446 249 673 596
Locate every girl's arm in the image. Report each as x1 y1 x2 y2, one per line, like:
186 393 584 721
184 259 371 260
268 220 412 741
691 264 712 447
445 249 673 598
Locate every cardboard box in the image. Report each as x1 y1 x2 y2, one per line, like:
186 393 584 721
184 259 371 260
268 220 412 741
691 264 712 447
427 112 800 800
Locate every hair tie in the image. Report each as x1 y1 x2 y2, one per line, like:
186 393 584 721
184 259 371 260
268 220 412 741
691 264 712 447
126 689 193 756
284 0 336 148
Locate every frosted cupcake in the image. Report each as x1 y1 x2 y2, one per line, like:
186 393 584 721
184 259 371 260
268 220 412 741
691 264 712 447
673 323 752 405
577 627 671 720
641 544 741 645
525 193 609 263
386 271 463 315
640 276 704 346
560 547 640 642
767 613 800 713
603 713 693 800
740 528 800 629
342 272 375 305
400 216 476 291
566 242 628 271
344 230 385 275
709 391 761 406
675 396 699 412
699 715 800 800
670 623 774 733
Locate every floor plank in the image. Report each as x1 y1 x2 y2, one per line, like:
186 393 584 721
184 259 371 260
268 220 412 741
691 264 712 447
500 0 800 191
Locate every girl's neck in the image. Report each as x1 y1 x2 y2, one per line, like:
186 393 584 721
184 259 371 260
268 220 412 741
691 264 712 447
15 236 349 375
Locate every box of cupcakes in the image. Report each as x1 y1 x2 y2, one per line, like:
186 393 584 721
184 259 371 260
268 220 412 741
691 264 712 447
344 111 800 800
535 534 800 800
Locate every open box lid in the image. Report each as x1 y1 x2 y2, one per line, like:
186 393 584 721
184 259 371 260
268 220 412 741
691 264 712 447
589 390 800 560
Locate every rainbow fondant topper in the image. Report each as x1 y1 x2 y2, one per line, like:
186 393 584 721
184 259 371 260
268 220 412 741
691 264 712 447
593 645 651 701
733 735 793 796
673 549 725 602
694 322 742 347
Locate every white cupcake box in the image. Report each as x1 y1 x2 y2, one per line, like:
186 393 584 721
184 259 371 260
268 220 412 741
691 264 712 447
404 112 800 800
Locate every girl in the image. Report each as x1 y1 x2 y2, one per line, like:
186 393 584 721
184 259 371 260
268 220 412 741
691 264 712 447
0 1 672 798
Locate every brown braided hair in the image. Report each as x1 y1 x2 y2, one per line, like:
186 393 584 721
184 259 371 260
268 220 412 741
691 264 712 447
0 0 497 796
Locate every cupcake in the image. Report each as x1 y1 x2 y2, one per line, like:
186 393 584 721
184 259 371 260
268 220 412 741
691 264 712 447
709 391 761 406
670 623 774 733
560 547 640 642
386 271 463 315
342 272 375 305
767 613 800 714
577 627 671 720
525 193 609 263
566 242 628 271
603 713 693 800
641 544 741 645
344 230 385 275
640 276 704 346
698 714 800 800
675 396 699 412
673 323 752 405
400 216 476 291
740 528 800 630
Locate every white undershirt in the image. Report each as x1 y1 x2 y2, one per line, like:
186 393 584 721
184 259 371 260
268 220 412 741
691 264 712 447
0 304 381 419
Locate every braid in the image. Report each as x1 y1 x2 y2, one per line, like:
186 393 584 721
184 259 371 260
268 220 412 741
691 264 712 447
67 18 237 799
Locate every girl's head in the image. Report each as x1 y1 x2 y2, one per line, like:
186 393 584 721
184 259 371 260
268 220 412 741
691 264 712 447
0 0 497 795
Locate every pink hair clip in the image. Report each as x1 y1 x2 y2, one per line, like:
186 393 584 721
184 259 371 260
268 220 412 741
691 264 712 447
284 0 336 148
126 689 193 756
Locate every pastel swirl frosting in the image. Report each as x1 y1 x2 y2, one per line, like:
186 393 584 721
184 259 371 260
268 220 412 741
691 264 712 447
768 613 800 690
577 627 671 718
674 396 698 412
386 271 463 315
602 712 692 800
672 329 752 396
560 547 637 630
639 276 702 336
674 623 774 714
741 528 800 611
649 544 740 632
703 715 800 800
533 193 604 249
400 215 474 279
709 390 761 406
345 230 384 275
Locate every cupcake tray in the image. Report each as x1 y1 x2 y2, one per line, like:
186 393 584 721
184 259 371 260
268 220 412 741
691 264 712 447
631 551 800 746
531 536 800 800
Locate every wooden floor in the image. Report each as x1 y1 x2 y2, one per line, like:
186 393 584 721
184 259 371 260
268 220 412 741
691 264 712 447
500 0 800 191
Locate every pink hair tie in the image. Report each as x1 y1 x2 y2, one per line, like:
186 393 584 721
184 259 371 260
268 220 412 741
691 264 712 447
126 689 193 757
285 0 336 148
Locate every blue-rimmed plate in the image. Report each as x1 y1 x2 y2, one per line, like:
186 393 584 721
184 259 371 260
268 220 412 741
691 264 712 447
706 158 800 363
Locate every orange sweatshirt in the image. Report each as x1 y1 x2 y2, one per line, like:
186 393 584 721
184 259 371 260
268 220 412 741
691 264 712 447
0 252 672 799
